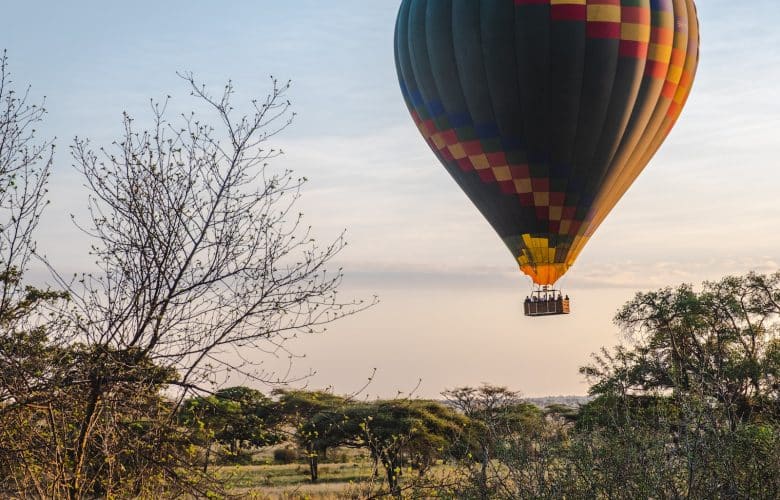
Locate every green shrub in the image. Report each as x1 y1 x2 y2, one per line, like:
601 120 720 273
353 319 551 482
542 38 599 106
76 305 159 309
273 447 299 464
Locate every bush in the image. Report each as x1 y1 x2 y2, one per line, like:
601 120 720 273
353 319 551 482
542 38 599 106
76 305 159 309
273 447 299 464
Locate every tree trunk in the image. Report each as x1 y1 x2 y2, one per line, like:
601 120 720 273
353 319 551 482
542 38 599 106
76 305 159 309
480 444 490 499
69 380 102 499
384 458 400 497
203 439 212 473
309 451 319 483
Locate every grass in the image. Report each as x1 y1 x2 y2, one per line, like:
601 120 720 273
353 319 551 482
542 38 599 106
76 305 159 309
216 461 462 499
218 462 375 489
215 460 388 499
211 445 467 498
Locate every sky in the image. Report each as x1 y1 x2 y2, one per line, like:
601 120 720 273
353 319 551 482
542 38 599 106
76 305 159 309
1 1 779 398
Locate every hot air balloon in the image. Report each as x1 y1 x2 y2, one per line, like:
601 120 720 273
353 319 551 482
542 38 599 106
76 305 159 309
394 0 699 316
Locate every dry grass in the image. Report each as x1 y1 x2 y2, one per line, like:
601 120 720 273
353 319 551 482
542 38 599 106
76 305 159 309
218 462 377 499
218 461 463 499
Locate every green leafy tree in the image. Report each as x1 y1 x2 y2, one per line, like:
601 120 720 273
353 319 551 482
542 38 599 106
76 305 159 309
344 399 469 496
274 389 347 482
181 386 282 470
583 272 780 425
575 273 780 498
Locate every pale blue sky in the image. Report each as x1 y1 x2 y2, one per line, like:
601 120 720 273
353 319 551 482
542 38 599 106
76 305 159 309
2 1 779 396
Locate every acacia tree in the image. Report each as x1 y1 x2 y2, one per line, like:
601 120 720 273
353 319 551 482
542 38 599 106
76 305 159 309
348 399 469 496
442 385 542 499
275 389 348 482
181 386 282 471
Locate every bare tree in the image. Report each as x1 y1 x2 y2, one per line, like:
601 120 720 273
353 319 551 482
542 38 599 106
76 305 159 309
36 73 372 496
0 51 74 496
442 385 529 498
1 65 375 498
0 46 53 430
0 51 53 305
66 73 366 384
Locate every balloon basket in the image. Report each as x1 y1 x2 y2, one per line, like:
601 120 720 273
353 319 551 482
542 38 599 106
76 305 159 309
524 286 570 317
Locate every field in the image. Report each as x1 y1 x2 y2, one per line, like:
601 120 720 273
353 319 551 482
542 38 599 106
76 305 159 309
220 462 375 498
217 454 459 499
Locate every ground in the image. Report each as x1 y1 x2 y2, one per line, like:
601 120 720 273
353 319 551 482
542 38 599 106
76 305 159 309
217 451 458 499
220 462 375 498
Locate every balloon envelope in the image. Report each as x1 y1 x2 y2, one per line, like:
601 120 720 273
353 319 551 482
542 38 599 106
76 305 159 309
395 0 699 285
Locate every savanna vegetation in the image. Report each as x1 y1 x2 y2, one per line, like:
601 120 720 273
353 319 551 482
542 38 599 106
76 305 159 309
1 51 780 498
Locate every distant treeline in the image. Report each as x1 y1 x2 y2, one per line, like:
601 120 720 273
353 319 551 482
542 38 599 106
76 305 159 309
525 395 591 408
